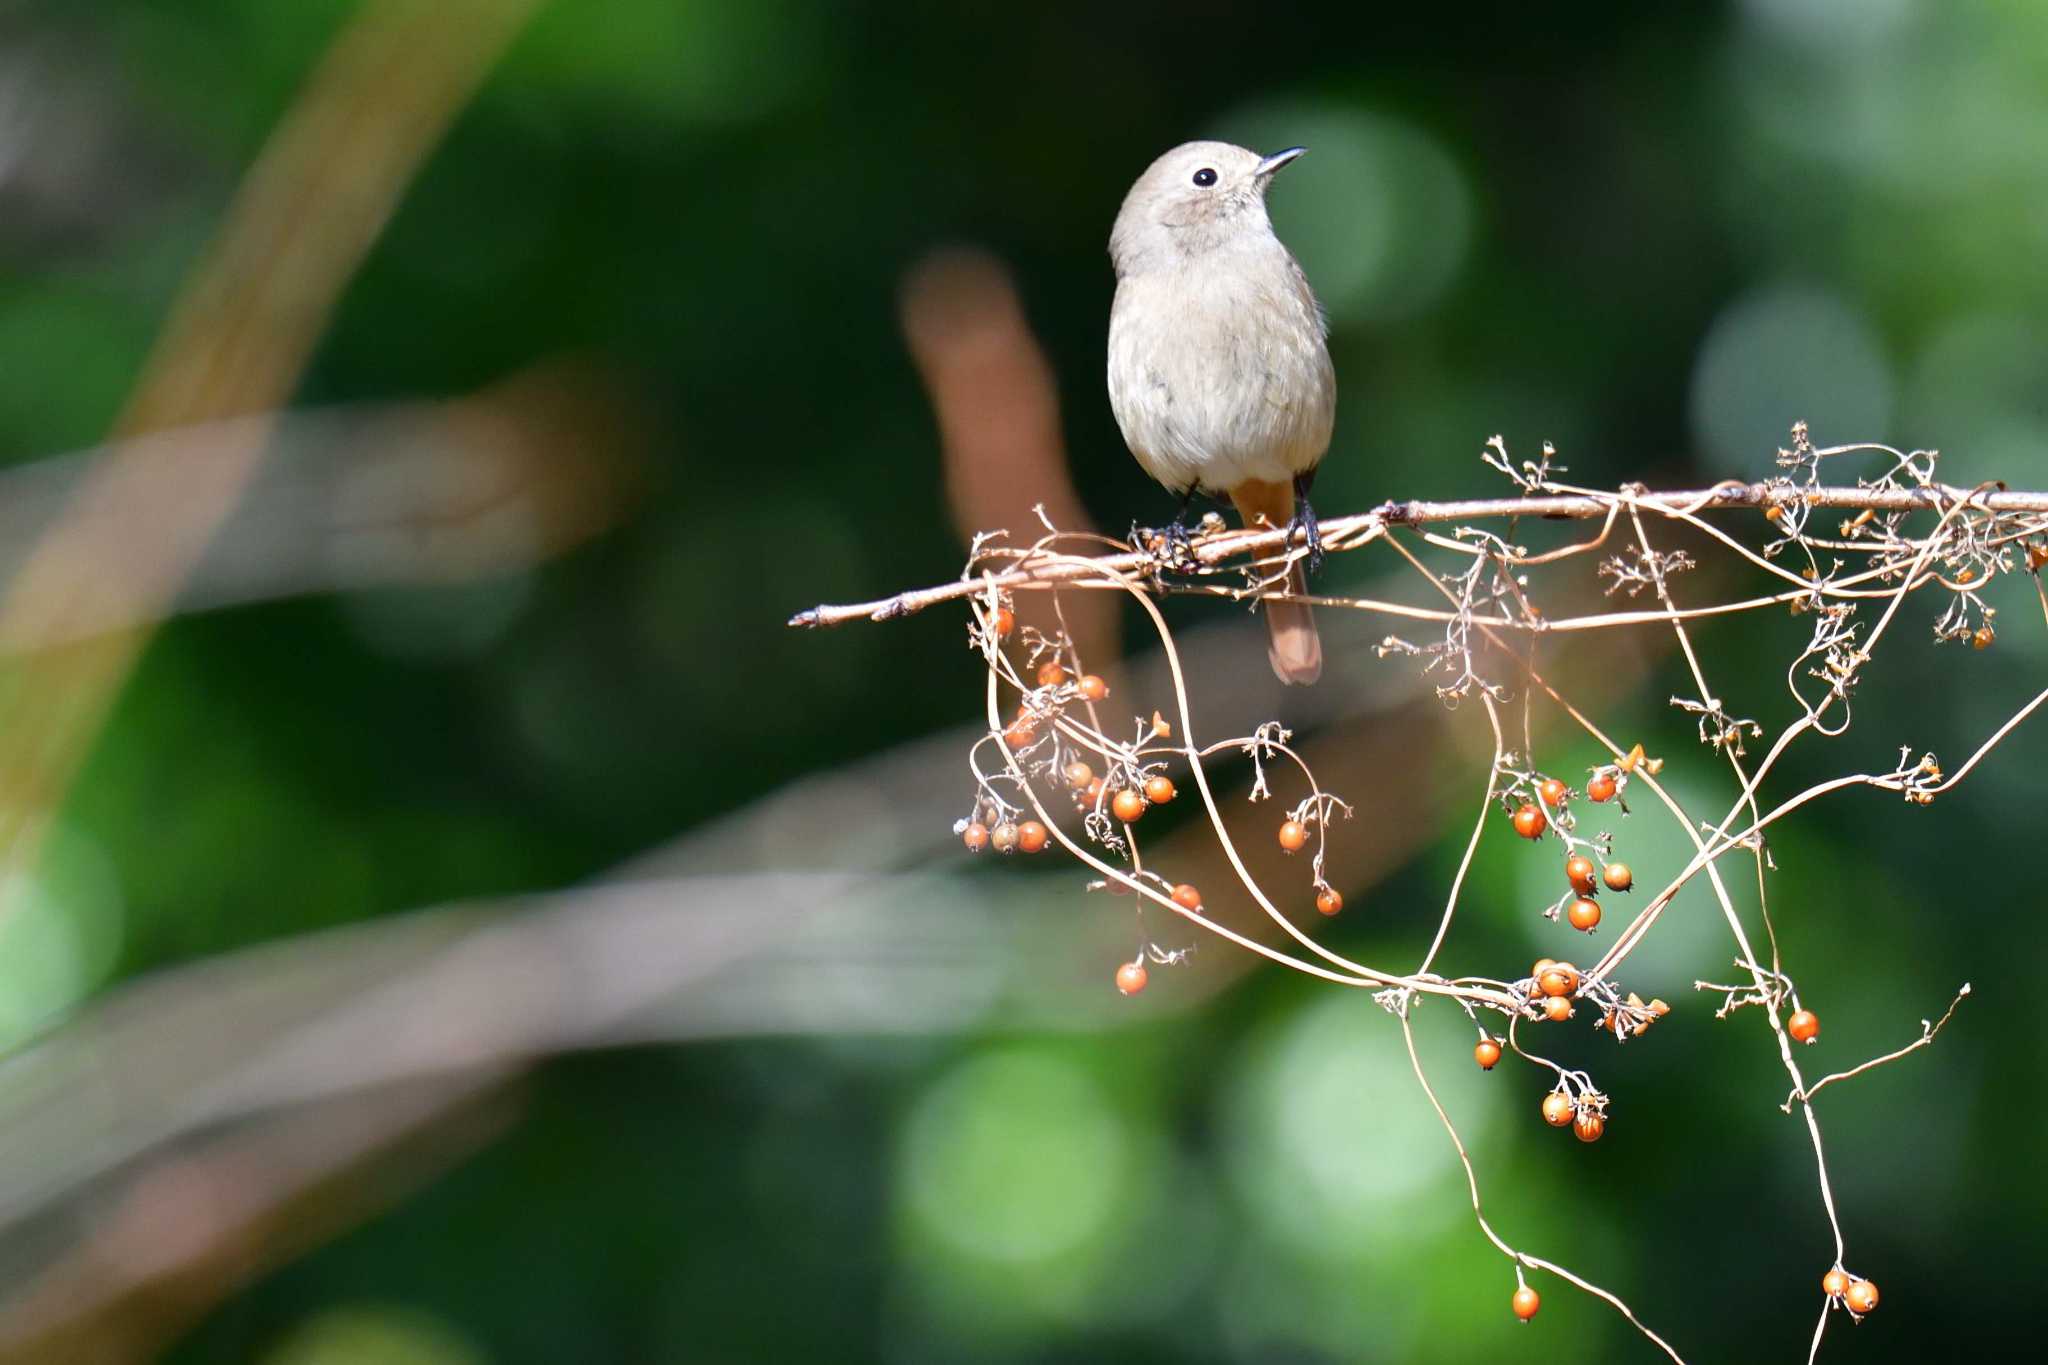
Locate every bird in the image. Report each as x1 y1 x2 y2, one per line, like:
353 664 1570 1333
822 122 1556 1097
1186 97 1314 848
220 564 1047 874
1107 140 1336 685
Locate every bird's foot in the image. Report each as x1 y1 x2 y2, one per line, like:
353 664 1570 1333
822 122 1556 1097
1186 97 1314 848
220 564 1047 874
1132 517 1199 577
1138 487 1204 573
1164 514 1197 567
1291 476 1324 576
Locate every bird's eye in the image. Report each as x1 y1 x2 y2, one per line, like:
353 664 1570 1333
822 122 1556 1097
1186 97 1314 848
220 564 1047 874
1192 167 1217 187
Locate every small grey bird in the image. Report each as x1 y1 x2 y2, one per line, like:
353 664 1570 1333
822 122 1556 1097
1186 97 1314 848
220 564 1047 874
1108 141 1335 685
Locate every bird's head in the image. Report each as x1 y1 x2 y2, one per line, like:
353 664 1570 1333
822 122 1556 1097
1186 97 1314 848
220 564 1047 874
1110 141 1304 275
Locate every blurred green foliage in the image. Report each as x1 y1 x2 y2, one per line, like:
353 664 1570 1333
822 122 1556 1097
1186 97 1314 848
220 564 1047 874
1 0 2045 1360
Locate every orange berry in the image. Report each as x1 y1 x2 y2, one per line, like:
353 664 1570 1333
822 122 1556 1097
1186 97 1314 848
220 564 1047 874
1512 803 1547 839
1115 961 1147 995
1511 1286 1541 1321
1541 1092 1574 1127
1538 964 1579 998
1170 883 1202 910
1065 760 1094 789
1573 1110 1605 1143
1787 1009 1820 1044
1036 661 1067 686
1586 772 1617 802
1474 1038 1502 1070
1084 777 1105 803
1077 674 1109 701
1004 722 1035 749
1144 775 1176 804
1542 995 1573 1022
990 823 1019 853
1111 789 1146 822
1973 626 1995 650
1566 897 1601 931
1822 1268 1850 1299
1315 888 1343 916
993 607 1015 637
1277 819 1309 852
1565 854 1597 895
1844 1280 1878 1314
1017 821 1049 853
1538 777 1568 807
1601 861 1633 892
963 822 989 852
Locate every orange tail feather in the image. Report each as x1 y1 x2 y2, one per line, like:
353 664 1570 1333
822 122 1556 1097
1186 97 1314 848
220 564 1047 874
1229 478 1321 685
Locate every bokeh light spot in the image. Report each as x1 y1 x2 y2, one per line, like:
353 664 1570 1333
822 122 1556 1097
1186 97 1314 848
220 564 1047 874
1213 103 1473 327
0 823 123 1050
258 1303 487 1365
1221 992 1495 1260
1902 312 2048 464
899 1047 1129 1267
1689 283 1892 469
1738 0 1915 52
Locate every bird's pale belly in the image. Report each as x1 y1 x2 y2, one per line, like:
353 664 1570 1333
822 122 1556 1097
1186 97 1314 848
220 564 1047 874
1109 362 1331 494
1107 296 1332 495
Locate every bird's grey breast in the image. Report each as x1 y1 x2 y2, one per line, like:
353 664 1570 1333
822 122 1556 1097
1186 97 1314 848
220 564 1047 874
1108 242 1334 491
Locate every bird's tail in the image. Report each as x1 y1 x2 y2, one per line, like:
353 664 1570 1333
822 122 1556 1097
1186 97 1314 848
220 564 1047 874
1230 478 1322 685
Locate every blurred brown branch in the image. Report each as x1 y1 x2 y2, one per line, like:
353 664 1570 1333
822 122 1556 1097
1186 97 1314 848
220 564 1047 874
0 1079 515 1365
0 568 1664 1358
0 359 646 651
0 528 1669 1344
899 246 1119 668
0 0 541 865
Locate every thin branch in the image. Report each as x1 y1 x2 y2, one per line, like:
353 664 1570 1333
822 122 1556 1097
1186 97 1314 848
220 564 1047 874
789 481 2048 629
1398 1007 1687 1363
1784 985 1972 1109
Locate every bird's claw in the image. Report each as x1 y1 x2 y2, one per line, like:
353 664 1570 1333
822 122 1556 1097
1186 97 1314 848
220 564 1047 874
1133 518 1200 575
1165 516 1197 567
1289 488 1324 576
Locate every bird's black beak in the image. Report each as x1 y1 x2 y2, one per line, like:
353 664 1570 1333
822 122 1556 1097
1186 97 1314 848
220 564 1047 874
1255 146 1306 177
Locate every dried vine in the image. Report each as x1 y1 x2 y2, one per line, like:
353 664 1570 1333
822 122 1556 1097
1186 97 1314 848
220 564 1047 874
792 426 2046 1359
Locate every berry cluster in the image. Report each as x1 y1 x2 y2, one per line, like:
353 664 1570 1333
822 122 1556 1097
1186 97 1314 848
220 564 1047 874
1501 752 1644 937
956 595 1350 996
1822 1267 1880 1317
